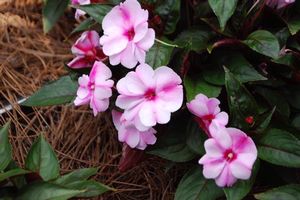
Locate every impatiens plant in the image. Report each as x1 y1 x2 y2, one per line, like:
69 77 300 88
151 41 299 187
23 0 300 199
0 122 112 199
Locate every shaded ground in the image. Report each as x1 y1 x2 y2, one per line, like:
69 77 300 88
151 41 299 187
0 1 184 199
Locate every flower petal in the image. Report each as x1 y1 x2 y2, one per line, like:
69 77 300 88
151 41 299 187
230 160 252 180
139 102 156 127
215 165 237 187
202 159 226 179
137 28 155 51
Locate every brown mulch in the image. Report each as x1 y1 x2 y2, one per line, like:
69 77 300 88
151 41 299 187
0 0 185 199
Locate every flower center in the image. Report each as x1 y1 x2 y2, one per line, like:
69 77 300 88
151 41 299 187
144 89 156 100
223 149 236 162
89 82 95 90
124 27 135 41
202 114 215 122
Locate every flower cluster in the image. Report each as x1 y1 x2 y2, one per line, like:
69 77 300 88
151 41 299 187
71 0 183 150
187 95 257 187
70 0 258 188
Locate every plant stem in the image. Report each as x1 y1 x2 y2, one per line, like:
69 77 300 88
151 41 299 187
155 38 179 48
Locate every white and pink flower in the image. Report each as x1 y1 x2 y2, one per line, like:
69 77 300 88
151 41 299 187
71 0 91 19
100 0 155 69
112 110 157 150
187 94 228 136
199 123 257 187
116 64 183 130
266 0 295 9
68 31 106 69
74 61 114 116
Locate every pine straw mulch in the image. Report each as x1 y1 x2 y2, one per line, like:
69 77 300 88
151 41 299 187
0 1 186 199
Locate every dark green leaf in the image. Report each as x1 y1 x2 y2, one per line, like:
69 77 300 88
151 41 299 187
25 135 60 181
243 30 280 59
5 162 27 189
255 184 300 200
148 143 196 162
258 129 300 168
0 187 16 200
148 113 197 162
175 28 214 52
22 76 78 107
208 0 238 30
156 0 180 34
287 17 300 35
77 4 112 24
145 41 174 69
175 167 223 200
203 52 266 85
255 107 276 133
186 119 206 155
184 75 222 101
15 182 84 200
43 0 69 33
292 114 300 130
255 87 290 118
0 122 12 171
54 168 98 185
66 180 111 197
224 160 260 200
0 169 30 183
225 68 259 129
71 17 96 35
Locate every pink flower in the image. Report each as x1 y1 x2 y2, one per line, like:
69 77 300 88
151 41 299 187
116 64 183 130
99 0 155 69
71 0 91 19
112 110 157 150
266 0 295 9
74 61 114 116
199 124 257 187
68 31 106 69
187 94 228 136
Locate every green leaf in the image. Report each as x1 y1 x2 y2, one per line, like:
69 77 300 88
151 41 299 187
184 75 221 101
145 41 174 69
22 76 78 107
185 119 206 155
255 184 300 200
71 18 96 35
287 17 300 35
208 0 238 30
54 168 98 185
15 182 84 200
203 52 266 85
255 107 276 133
66 180 111 198
292 114 300 130
5 162 27 189
42 0 69 33
225 68 259 129
0 122 12 171
0 187 16 200
255 87 290 118
76 4 112 24
175 167 223 200
0 169 30 183
258 129 300 168
148 113 197 162
25 135 60 181
155 0 180 34
224 160 260 200
175 28 214 52
243 30 280 59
